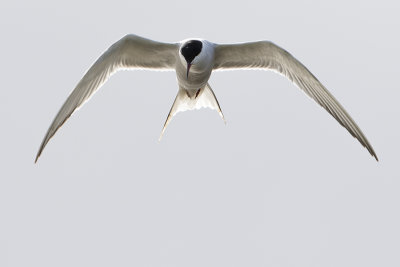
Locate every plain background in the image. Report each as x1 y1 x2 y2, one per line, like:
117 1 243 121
1 0 399 266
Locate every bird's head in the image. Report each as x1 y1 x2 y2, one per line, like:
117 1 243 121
179 39 203 79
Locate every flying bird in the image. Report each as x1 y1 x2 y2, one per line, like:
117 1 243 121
35 34 378 162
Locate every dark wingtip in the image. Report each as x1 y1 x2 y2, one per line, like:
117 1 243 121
34 138 48 164
366 145 378 162
367 145 378 162
34 151 41 164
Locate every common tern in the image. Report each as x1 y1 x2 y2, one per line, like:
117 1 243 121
35 34 378 162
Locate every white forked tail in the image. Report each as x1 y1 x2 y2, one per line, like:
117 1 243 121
159 83 225 140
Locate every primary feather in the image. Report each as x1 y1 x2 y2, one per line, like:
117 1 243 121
213 41 378 160
35 35 177 162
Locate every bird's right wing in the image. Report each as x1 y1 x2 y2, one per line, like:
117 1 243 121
213 41 377 160
35 34 178 162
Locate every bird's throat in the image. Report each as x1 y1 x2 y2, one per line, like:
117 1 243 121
186 63 192 79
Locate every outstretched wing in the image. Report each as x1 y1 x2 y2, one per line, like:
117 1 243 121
35 34 178 162
213 41 377 160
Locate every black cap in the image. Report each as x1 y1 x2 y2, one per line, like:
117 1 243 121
180 40 202 64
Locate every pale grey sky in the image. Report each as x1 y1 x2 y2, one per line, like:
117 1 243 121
0 0 399 266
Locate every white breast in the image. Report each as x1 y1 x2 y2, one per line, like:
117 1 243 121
176 40 216 91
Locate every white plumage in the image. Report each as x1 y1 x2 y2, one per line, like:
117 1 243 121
35 34 377 162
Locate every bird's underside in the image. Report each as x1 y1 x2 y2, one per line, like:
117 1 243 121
160 83 225 140
35 34 377 162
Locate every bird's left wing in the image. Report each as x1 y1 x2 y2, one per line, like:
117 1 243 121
35 34 178 162
213 41 377 160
